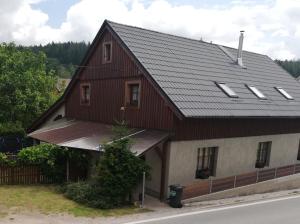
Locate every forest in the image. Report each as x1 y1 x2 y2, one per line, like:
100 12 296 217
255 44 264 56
19 42 300 79
18 42 90 78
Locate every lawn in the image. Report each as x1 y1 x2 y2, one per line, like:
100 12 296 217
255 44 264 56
0 185 148 218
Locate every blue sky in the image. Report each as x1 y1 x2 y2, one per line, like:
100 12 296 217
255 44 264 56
33 0 79 28
0 0 299 59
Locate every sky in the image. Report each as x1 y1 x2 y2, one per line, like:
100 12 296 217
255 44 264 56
0 0 300 60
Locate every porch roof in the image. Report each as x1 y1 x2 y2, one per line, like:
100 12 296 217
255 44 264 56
28 119 169 155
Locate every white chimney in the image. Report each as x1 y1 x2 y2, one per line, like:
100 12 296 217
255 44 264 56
237 31 244 67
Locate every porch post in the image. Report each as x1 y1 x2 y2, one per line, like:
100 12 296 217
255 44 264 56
66 158 69 182
159 142 168 201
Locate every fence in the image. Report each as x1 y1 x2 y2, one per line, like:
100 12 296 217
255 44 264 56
0 165 53 185
183 163 300 199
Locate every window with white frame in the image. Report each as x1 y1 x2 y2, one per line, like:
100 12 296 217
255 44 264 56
246 85 266 99
275 87 293 100
216 82 238 98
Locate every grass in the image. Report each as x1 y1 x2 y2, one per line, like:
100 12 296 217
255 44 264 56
0 185 149 218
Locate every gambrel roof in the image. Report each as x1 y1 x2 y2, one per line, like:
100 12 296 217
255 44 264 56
107 20 300 118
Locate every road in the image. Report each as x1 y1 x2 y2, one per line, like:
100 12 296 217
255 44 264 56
125 195 300 224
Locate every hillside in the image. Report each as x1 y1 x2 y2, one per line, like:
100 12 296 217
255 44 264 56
19 42 90 78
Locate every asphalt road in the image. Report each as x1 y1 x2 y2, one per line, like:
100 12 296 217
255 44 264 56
125 195 300 224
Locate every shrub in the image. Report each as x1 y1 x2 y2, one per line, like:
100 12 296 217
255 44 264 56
64 181 123 209
95 138 150 206
18 144 67 182
0 153 17 166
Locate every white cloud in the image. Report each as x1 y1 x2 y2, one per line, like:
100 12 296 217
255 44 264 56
0 0 300 59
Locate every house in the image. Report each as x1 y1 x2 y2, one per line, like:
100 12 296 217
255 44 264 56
28 20 300 200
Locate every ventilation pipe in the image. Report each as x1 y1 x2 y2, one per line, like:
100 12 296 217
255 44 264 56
236 31 244 67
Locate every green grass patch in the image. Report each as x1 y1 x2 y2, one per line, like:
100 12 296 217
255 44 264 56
0 185 149 217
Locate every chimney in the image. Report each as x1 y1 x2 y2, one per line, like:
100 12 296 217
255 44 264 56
236 31 244 67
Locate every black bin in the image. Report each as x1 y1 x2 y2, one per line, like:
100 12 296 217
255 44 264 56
168 184 183 208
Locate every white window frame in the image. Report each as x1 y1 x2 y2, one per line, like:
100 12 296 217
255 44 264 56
246 85 266 99
216 82 238 98
275 87 293 100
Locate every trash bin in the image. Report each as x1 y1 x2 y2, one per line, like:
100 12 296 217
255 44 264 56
168 184 183 208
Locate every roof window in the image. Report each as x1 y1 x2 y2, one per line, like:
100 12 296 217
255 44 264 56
216 82 238 98
246 85 266 99
275 87 293 100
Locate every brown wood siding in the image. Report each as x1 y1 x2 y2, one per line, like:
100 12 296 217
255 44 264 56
65 29 174 130
175 117 300 140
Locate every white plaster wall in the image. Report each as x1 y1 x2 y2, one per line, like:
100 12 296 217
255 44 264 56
167 133 300 187
145 149 162 197
40 104 65 128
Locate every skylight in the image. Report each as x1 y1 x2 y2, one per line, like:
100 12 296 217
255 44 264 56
246 85 266 99
275 87 293 100
216 83 238 98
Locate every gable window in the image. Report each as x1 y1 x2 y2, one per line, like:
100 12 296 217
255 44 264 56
275 87 293 100
103 42 112 63
125 81 141 108
246 85 266 99
80 83 91 105
216 82 238 98
255 141 272 168
195 147 218 179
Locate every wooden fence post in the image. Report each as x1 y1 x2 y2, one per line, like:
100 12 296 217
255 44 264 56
209 179 213 193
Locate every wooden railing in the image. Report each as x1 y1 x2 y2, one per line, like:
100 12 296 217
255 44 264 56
183 163 300 199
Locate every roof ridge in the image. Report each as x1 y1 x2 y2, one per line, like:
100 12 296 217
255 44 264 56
106 20 268 57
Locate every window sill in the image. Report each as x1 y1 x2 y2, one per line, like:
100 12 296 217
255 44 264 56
255 163 266 168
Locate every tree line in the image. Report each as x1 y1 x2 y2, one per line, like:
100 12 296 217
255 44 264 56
18 42 90 78
17 42 300 79
275 59 300 78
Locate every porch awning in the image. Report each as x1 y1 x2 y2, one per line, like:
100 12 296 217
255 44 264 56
28 119 169 155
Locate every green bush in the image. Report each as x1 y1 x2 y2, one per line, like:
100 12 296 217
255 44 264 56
0 153 17 166
0 122 25 137
18 144 67 183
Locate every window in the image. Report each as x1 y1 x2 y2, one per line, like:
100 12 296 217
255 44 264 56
255 141 272 168
246 85 266 99
275 87 293 100
216 82 238 98
80 83 91 105
125 81 141 108
195 147 218 179
103 42 112 63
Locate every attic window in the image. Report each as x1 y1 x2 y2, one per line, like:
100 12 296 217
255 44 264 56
103 42 112 63
275 87 293 100
246 85 266 99
216 83 238 98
